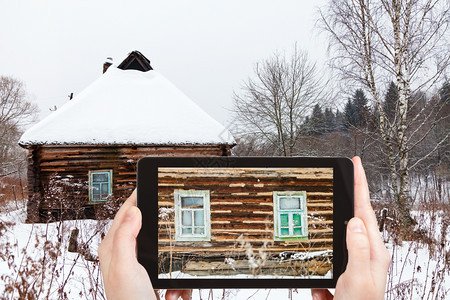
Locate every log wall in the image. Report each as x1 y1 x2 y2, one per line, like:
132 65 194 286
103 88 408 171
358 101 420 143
25 144 231 222
157 167 333 257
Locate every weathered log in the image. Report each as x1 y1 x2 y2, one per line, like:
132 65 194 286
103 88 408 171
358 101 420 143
181 258 332 277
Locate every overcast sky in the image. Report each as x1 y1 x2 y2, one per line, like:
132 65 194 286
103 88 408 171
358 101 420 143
0 0 328 126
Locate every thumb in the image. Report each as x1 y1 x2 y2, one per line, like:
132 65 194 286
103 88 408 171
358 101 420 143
311 289 333 300
111 206 142 268
165 290 192 300
345 217 371 279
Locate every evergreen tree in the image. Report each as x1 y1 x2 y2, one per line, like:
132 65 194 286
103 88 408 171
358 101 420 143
344 89 370 128
439 81 450 103
323 107 336 132
310 104 325 135
344 98 356 129
368 105 380 132
334 109 345 131
384 81 399 122
353 89 369 126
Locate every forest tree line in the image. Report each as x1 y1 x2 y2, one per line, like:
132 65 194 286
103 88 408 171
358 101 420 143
233 78 449 197
232 0 449 232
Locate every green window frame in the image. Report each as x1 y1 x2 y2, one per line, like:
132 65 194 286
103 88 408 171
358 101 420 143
273 191 308 241
174 190 211 242
89 170 112 203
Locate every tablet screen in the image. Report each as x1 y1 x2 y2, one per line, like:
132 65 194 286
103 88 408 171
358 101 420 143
157 167 333 280
137 156 353 289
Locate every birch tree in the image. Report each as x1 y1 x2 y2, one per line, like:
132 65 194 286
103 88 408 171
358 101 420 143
0 76 38 177
232 45 330 156
319 0 449 229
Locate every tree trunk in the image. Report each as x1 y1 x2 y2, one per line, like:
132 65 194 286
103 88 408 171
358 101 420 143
393 0 413 231
397 152 415 229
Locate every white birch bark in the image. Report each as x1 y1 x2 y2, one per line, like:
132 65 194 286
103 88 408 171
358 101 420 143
319 0 449 228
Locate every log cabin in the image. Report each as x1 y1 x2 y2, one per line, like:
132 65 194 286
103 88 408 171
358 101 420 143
157 167 334 277
19 51 235 222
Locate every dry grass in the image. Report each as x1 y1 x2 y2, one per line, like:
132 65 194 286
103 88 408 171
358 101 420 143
0 173 447 299
375 181 449 300
0 174 110 299
0 176 27 211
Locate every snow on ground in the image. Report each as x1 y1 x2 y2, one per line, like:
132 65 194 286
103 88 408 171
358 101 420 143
0 205 108 299
158 270 333 280
288 249 332 261
382 210 449 299
0 204 448 299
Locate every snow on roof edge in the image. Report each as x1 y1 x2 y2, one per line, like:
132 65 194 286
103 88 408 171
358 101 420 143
18 140 237 148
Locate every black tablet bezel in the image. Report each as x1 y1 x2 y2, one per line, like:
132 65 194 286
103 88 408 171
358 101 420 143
137 157 353 289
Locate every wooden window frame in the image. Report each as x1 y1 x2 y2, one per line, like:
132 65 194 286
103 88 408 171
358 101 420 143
174 190 211 242
88 169 113 204
273 191 308 241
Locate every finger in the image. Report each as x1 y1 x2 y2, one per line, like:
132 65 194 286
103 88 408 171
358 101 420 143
111 189 138 231
99 190 138 281
98 237 112 280
110 206 142 272
101 189 137 252
311 289 333 300
181 290 192 300
352 157 377 226
165 289 192 300
352 157 389 261
345 217 371 279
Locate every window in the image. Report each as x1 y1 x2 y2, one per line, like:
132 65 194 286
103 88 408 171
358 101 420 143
174 190 211 241
89 170 112 203
273 191 308 240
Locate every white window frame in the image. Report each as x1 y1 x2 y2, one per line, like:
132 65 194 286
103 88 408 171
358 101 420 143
174 190 211 241
88 170 112 203
273 191 308 241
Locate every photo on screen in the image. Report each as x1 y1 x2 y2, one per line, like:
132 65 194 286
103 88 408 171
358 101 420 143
157 167 333 279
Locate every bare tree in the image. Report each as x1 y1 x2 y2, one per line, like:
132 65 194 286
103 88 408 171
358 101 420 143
0 76 38 177
232 45 330 156
319 0 449 229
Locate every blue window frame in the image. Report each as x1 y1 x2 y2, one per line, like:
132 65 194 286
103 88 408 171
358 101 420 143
273 191 308 240
89 170 112 203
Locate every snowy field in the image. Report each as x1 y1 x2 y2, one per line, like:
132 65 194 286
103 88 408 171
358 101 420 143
0 201 448 299
0 202 106 299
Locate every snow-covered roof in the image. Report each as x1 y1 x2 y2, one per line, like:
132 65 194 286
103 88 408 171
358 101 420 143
19 67 235 146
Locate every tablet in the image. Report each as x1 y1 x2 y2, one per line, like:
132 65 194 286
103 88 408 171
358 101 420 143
137 157 353 289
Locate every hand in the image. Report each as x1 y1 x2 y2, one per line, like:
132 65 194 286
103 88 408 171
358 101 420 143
98 189 192 300
311 156 391 300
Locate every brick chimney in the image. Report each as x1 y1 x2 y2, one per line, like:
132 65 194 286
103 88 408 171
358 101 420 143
103 57 113 73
